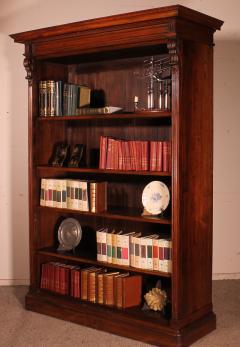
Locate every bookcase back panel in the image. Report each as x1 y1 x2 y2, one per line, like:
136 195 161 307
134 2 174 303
36 120 171 167
38 208 171 253
36 122 67 165
68 54 170 112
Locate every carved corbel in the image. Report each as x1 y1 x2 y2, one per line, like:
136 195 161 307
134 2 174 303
167 39 181 66
23 44 34 85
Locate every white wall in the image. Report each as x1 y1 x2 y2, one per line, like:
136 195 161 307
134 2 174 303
0 0 239 284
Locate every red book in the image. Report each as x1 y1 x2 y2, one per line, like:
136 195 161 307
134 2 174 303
150 141 157 171
118 140 123 170
99 136 108 169
131 140 137 171
71 268 81 298
55 263 60 293
163 141 171 172
106 138 115 170
121 141 126 170
156 141 163 171
125 141 131 170
59 265 66 295
113 139 119 170
141 141 149 171
135 141 141 171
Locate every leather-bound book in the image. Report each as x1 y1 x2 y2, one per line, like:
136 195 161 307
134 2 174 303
97 272 105 304
103 272 119 306
81 267 98 301
116 275 142 309
88 268 105 303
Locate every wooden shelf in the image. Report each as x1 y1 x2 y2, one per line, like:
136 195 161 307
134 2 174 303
39 206 171 225
37 165 171 177
37 112 171 121
38 247 172 278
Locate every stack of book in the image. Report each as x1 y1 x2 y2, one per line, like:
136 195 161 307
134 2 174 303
41 262 142 309
40 262 78 295
39 80 91 117
99 136 171 172
96 228 172 273
40 178 107 213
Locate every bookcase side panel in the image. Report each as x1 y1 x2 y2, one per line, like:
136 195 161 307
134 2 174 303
173 39 214 323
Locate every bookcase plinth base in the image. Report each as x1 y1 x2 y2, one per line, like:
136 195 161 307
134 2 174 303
25 290 216 347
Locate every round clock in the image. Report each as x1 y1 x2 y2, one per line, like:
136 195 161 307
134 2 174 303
57 218 82 251
142 181 170 215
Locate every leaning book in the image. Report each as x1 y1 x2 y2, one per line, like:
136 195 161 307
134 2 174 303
75 106 122 115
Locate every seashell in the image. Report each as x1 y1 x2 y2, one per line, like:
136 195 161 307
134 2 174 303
144 287 167 311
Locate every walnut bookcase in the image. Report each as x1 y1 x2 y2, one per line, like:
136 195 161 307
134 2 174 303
11 5 223 347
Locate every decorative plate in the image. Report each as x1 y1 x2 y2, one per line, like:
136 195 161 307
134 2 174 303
142 181 170 215
57 218 82 251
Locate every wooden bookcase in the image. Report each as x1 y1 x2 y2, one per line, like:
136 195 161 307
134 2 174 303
11 5 223 347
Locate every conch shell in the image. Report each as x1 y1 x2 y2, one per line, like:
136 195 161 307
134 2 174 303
144 287 167 311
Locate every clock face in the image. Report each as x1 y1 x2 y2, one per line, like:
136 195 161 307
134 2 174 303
142 181 170 215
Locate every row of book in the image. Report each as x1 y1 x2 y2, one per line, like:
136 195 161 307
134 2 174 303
96 228 172 273
39 80 91 117
40 179 107 213
99 136 171 172
41 262 142 309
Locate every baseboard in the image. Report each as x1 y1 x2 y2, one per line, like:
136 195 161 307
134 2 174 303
0 279 30 286
212 273 240 280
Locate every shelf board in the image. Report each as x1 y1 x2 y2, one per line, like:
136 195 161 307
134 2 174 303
37 165 171 176
39 206 171 225
27 289 170 326
37 112 171 121
38 247 172 278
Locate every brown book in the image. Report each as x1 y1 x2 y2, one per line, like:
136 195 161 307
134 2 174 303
113 273 129 307
97 272 105 304
80 267 99 300
87 268 105 303
90 182 107 213
116 275 142 309
103 272 120 306
71 267 81 298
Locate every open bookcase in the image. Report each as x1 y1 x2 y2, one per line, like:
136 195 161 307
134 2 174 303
11 5 223 347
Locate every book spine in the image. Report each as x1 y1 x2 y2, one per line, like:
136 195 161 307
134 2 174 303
88 271 97 303
146 238 153 270
103 275 114 306
111 233 117 264
158 239 165 272
97 273 104 304
81 270 89 300
106 231 112 263
150 141 157 171
163 240 172 273
153 238 159 271
115 276 123 309
61 180 67 209
40 178 46 206
134 237 141 268
96 230 102 262
121 235 130 266
156 141 163 171
41 81 47 117
140 237 147 269
116 234 122 265
81 181 89 212
129 235 135 267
